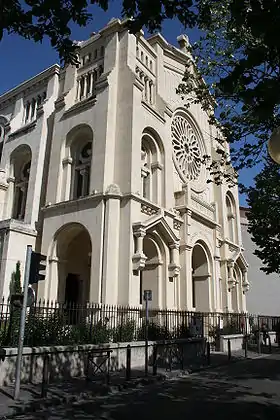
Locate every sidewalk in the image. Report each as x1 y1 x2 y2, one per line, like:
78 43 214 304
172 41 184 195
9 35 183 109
0 348 276 419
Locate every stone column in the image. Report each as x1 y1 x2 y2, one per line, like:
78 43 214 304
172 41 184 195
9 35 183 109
84 74 88 98
101 184 121 305
213 255 221 311
151 162 163 205
6 176 15 219
0 169 8 220
226 261 234 312
89 71 94 96
76 77 81 101
62 157 73 201
48 256 60 302
144 76 149 101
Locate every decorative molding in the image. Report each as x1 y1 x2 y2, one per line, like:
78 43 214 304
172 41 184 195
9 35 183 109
0 64 60 109
132 252 147 272
62 95 96 119
8 120 37 140
141 101 166 124
54 94 67 110
191 193 215 220
168 262 181 278
173 220 182 231
62 156 73 167
141 204 158 216
105 183 122 199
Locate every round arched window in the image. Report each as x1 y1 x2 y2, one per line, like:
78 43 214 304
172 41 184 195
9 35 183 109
171 114 202 181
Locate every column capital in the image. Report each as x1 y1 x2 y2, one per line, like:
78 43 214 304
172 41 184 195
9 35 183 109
62 156 73 167
180 243 192 252
170 242 180 251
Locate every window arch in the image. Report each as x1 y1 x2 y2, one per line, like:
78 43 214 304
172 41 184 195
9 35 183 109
63 124 93 202
10 146 32 221
72 141 92 199
140 128 164 205
226 192 237 243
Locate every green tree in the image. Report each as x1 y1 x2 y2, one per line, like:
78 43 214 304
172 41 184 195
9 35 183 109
178 0 280 177
246 158 280 275
9 261 22 296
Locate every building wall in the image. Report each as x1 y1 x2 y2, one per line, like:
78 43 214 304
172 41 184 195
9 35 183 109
240 207 280 315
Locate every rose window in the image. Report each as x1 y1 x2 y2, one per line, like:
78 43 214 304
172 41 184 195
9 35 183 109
171 115 201 181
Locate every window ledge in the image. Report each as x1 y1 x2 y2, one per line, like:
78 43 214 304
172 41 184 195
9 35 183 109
8 120 37 140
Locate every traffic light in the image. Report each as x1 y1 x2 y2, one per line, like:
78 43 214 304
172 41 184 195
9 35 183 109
29 252 47 284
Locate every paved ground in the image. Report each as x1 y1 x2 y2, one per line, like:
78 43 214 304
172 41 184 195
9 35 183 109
2 351 280 419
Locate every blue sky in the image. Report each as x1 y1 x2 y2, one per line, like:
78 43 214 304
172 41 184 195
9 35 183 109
0 2 257 206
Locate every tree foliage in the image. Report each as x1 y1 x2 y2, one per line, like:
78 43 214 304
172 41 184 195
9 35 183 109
178 0 280 176
0 0 201 65
246 158 280 275
9 261 22 296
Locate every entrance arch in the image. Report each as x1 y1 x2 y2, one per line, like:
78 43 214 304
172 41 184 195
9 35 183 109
50 223 92 304
192 242 212 312
141 234 164 308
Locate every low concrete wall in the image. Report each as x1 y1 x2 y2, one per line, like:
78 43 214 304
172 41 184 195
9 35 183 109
0 339 206 386
0 341 154 386
219 334 244 352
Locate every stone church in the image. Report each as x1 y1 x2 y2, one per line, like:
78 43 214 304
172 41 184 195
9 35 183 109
0 18 249 312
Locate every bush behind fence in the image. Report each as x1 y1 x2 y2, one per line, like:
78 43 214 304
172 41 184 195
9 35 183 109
0 299 279 348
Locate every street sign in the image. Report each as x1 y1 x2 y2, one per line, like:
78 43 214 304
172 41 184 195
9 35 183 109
143 290 152 301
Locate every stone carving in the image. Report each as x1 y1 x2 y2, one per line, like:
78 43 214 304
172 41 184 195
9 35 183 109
105 183 121 196
191 193 215 219
141 204 158 216
171 115 201 181
173 220 182 231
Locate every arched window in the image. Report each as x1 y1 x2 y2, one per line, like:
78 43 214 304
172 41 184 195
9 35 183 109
226 192 236 243
72 141 92 199
141 129 164 205
13 160 31 220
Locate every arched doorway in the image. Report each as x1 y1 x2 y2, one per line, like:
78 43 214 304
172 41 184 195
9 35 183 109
141 235 163 308
192 242 212 312
52 223 92 305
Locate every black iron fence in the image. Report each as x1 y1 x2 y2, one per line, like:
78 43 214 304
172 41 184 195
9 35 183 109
0 298 279 348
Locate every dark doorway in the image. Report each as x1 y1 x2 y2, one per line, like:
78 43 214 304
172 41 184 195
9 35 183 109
65 273 79 324
65 273 79 304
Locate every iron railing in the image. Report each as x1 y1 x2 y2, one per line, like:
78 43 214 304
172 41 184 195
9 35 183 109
0 298 279 347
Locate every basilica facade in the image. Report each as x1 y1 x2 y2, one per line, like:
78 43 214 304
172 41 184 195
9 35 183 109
0 19 249 312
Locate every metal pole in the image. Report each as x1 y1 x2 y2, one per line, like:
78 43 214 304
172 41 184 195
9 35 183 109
145 297 149 377
227 339 231 361
14 245 32 400
126 344 131 381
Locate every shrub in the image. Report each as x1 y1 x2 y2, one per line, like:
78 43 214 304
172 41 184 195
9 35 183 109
137 322 169 341
112 319 136 342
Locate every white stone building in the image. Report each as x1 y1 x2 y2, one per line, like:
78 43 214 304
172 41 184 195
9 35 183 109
0 19 249 312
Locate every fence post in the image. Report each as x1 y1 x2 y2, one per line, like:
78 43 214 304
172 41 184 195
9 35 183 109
258 330 261 354
126 345 131 381
268 335 272 354
227 339 231 361
41 352 49 398
244 334 248 358
152 344 158 376
207 341 211 365
107 350 111 385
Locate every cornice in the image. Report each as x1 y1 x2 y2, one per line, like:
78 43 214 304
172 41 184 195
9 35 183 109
0 64 60 109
